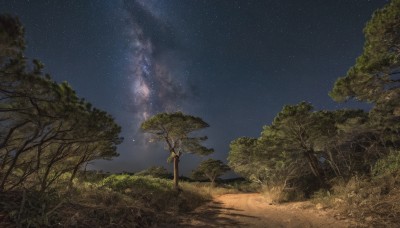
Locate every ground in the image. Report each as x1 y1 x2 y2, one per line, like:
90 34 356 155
177 193 356 228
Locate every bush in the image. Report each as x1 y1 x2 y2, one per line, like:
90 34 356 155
311 175 400 227
262 184 305 203
372 150 400 176
102 174 173 192
135 166 173 179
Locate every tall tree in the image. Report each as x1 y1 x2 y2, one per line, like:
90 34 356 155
330 0 400 158
141 112 213 189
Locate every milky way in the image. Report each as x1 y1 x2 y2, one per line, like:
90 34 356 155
124 0 189 127
0 0 387 173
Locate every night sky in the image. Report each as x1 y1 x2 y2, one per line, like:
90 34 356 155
0 0 388 175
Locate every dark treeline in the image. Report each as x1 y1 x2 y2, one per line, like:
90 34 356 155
0 15 123 193
228 0 400 200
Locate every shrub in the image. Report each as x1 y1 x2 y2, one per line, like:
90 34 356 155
372 150 400 176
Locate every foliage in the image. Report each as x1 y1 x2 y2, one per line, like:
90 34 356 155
191 159 230 184
228 137 262 181
0 14 25 64
297 2 400 225
329 0 400 156
260 102 333 187
0 175 216 227
372 150 400 176
135 166 172 179
140 112 213 157
141 112 213 189
0 15 123 194
0 14 125 227
181 181 239 196
102 174 173 192
311 174 400 227
101 175 213 215
228 102 377 199
330 0 400 104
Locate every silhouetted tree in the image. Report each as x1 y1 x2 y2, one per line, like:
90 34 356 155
0 14 123 192
141 112 213 189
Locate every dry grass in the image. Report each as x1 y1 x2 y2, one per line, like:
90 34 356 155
180 181 239 197
261 185 306 203
0 174 264 227
311 174 400 227
262 185 287 203
0 175 224 227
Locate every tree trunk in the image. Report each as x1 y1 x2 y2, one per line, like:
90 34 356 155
68 163 81 189
304 151 326 188
211 179 216 187
173 155 180 190
69 155 87 188
207 173 216 187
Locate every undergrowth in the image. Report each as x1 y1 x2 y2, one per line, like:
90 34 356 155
311 173 400 227
0 174 230 227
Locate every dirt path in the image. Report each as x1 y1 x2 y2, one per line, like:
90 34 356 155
178 193 353 228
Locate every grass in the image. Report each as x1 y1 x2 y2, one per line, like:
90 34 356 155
0 174 246 227
180 181 240 197
310 174 400 227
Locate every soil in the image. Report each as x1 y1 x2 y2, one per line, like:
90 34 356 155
176 193 356 228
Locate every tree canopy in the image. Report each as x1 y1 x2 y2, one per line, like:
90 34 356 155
192 159 230 185
329 0 400 173
0 14 123 192
228 102 372 196
227 1 400 202
330 0 400 105
141 112 213 189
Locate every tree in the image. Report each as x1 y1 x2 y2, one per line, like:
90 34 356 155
141 112 213 189
330 0 400 104
0 14 25 65
264 102 335 187
0 14 123 192
329 0 400 165
192 159 229 185
228 137 262 181
228 129 308 196
227 102 378 201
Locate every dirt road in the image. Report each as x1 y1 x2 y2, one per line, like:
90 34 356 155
179 193 352 228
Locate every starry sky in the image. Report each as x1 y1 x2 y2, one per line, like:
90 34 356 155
0 0 388 175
